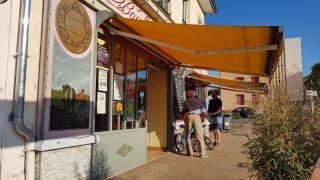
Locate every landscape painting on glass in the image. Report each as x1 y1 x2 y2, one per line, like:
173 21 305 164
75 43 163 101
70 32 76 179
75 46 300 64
50 40 91 130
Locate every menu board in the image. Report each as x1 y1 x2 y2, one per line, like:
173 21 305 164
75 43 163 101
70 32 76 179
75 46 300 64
173 70 185 119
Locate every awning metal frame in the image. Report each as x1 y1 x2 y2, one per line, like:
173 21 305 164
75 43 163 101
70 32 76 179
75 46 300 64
188 75 265 93
110 27 278 55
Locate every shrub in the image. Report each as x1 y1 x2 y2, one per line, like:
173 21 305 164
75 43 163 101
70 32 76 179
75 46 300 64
244 93 320 179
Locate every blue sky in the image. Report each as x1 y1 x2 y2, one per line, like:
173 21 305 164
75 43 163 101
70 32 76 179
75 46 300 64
205 0 320 77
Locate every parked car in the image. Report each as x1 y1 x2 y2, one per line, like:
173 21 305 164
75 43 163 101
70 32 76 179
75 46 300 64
232 107 254 118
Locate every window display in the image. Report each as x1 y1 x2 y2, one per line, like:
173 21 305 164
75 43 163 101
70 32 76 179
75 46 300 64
125 48 137 129
95 30 148 131
112 41 126 130
137 54 147 128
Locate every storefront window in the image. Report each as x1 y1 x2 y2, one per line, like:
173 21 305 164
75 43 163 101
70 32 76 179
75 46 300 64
137 54 147 128
125 48 137 129
95 32 111 132
49 40 91 131
94 32 148 131
112 41 125 130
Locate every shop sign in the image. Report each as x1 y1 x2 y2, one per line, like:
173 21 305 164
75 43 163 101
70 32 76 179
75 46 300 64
55 0 92 54
173 69 185 119
101 0 152 21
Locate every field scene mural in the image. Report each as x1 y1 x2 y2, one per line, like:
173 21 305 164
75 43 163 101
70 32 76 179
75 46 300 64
50 40 92 130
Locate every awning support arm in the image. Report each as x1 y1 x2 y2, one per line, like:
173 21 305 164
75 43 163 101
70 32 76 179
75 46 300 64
197 45 278 55
112 29 278 55
189 76 264 93
113 29 196 54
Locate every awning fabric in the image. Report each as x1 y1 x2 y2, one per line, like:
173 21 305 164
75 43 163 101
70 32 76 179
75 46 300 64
108 17 280 76
189 73 265 91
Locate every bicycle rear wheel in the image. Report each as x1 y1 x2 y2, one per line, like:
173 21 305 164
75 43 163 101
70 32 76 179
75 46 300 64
175 134 186 152
204 136 214 150
191 138 200 153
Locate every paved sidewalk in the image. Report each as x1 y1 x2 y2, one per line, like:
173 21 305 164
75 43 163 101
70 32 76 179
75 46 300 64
111 122 254 180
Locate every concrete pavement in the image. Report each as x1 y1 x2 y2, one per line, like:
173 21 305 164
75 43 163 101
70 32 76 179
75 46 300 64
111 121 254 180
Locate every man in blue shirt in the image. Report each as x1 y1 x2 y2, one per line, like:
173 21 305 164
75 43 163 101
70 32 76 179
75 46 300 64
208 89 223 146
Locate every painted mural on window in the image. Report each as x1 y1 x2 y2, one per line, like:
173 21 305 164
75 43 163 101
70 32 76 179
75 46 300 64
50 40 91 130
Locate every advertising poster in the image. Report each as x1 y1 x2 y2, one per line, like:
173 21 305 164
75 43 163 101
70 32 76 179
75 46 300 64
113 101 123 115
126 97 135 122
115 61 123 74
98 69 108 92
97 92 106 114
97 44 108 66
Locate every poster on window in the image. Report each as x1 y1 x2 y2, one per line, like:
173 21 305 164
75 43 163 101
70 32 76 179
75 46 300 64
97 92 106 114
115 61 123 74
126 96 135 122
113 100 123 115
98 69 108 92
114 74 124 100
97 44 108 66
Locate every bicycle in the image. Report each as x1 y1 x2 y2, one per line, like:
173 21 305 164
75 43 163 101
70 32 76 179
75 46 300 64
190 122 214 154
173 120 214 153
173 121 187 152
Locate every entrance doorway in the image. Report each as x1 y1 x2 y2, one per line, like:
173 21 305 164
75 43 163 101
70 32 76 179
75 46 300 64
146 63 168 161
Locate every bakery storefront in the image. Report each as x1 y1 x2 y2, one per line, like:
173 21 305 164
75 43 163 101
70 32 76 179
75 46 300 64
35 0 170 179
32 0 280 178
92 23 170 177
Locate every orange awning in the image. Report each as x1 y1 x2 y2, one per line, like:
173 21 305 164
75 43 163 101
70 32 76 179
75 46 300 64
108 17 281 76
189 73 265 91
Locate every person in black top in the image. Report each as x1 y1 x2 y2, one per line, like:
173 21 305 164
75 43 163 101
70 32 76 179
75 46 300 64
208 89 223 145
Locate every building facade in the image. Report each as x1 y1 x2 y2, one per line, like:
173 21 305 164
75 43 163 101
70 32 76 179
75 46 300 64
0 0 216 179
269 37 304 102
220 73 267 111
220 37 304 111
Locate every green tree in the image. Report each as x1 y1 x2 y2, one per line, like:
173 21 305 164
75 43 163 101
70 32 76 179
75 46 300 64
304 63 320 94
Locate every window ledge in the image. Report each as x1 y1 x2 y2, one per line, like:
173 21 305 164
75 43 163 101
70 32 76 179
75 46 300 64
35 135 98 152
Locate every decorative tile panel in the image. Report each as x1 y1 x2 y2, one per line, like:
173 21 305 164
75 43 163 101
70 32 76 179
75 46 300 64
116 143 133 158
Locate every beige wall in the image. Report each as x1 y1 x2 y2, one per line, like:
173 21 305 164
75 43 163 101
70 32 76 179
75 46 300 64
0 0 27 179
285 38 304 102
0 0 44 179
147 68 168 148
220 72 267 111
189 0 205 25
169 0 205 25
24 0 43 129
169 0 183 23
268 38 303 101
